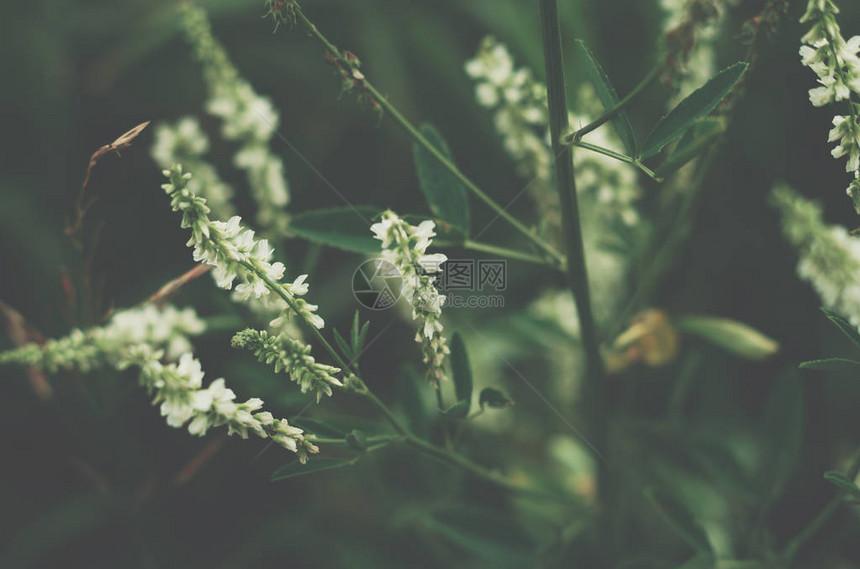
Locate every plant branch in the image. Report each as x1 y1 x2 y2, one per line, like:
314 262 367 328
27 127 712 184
562 65 661 145
573 140 662 181
462 239 563 269
539 0 607 482
782 448 860 562
291 7 565 266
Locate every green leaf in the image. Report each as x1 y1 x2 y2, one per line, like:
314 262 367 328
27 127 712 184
676 315 778 360
655 117 726 177
346 429 368 451
443 399 470 418
759 370 804 501
799 358 860 372
824 471 860 499
288 206 381 254
645 488 713 554
333 328 353 360
479 387 515 409
640 63 747 158
821 307 860 349
450 333 473 414
271 457 355 481
575 40 637 155
413 123 470 234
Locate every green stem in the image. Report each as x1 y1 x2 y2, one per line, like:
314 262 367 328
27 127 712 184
573 140 662 181
562 65 661 145
782 448 860 562
292 7 565 266
539 0 607 481
462 239 563 269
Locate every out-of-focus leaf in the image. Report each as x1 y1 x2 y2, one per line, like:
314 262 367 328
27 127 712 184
4 493 117 567
821 307 860 349
397 364 432 439
575 39 637 155
640 63 747 158
759 370 804 501
824 471 860 499
288 206 381 254
413 123 470 234
450 332 473 414
271 457 356 481
799 358 860 372
645 488 712 554
479 387 515 409
655 117 726 177
410 506 537 563
443 399 470 418
346 429 368 451
676 316 778 360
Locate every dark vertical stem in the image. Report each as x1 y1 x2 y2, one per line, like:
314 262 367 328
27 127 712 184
538 0 607 483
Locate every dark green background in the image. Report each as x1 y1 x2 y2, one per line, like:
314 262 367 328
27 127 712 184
2 0 860 567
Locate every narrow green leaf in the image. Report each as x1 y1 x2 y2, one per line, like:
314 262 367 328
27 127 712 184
645 488 713 554
655 117 726 177
824 471 860 499
640 63 747 158
413 124 470 234
333 328 353 360
821 307 860 349
450 333 473 413
357 321 371 353
799 358 860 372
575 40 637 155
443 399 470 418
479 387 515 409
271 457 355 481
288 206 381 254
350 311 361 352
759 370 804 501
676 315 778 360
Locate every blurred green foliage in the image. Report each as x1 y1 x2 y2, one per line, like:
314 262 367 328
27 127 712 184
3 0 860 567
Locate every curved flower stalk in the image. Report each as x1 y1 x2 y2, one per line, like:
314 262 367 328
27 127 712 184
465 37 640 234
180 4 290 235
151 117 235 220
800 0 860 210
124 347 317 462
370 211 449 383
162 165 324 332
232 329 342 402
0 304 205 372
772 184 860 327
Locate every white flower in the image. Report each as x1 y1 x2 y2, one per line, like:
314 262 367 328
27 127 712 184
371 211 450 383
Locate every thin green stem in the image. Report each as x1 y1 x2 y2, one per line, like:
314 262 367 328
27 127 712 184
462 239 563 269
539 0 607 484
573 140 662 181
562 65 661 145
292 7 565 266
782 448 860 562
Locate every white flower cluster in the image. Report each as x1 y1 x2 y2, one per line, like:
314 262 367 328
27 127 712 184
180 5 290 235
0 304 205 373
800 0 860 210
464 37 640 233
151 117 235 220
124 347 317 462
370 211 449 383
772 184 860 327
232 329 342 403
162 165 324 332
